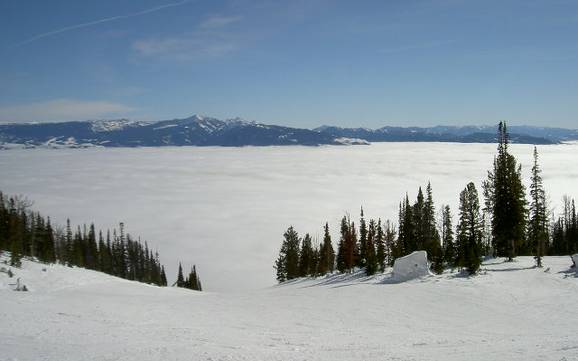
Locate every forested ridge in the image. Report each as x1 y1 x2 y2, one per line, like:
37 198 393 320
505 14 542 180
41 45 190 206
0 196 203 291
275 122 578 282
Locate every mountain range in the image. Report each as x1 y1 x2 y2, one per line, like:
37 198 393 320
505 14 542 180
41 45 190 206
1 115 577 149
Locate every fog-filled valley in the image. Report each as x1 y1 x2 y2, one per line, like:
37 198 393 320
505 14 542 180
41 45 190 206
1 142 576 291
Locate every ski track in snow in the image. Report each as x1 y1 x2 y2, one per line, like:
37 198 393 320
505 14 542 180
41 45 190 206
1 256 578 360
0 143 577 292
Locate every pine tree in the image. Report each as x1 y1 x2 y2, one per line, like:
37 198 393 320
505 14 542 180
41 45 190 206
274 226 301 282
365 219 378 275
375 219 386 272
484 122 527 261
441 205 456 267
397 195 415 258
318 222 335 275
336 216 348 273
457 182 483 274
298 233 314 277
413 187 425 251
424 182 443 273
358 207 368 268
528 146 548 267
177 262 185 287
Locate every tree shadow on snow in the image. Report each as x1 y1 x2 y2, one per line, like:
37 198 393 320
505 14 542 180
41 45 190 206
557 268 578 278
483 265 536 272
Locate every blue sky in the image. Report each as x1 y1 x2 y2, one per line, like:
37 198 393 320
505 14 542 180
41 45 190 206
1 0 577 128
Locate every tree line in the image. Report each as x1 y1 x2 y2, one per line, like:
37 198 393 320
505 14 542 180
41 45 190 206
0 193 203 291
275 122 578 281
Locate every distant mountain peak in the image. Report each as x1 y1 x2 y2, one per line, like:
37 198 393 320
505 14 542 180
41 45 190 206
2 115 576 149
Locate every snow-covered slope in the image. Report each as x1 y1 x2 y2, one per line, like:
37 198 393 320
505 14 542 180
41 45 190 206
2 255 577 361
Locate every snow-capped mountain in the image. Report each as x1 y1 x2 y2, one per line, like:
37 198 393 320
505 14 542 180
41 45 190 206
313 125 570 144
0 115 340 148
1 115 575 149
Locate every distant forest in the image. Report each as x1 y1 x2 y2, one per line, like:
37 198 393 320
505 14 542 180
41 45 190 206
275 122 578 281
0 195 202 291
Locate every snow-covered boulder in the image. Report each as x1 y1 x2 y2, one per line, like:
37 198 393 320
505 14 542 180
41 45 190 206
392 251 431 282
572 254 578 270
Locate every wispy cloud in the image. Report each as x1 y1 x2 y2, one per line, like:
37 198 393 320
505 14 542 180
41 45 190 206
15 0 193 47
199 15 242 29
0 99 136 123
132 14 243 61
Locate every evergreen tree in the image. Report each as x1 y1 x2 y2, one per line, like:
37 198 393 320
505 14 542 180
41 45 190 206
441 205 456 267
424 182 443 273
457 182 483 274
298 233 314 277
336 216 348 273
397 195 415 258
160 266 167 286
365 219 378 275
274 226 301 282
337 215 357 272
528 146 548 267
484 122 527 261
375 219 386 272
357 207 368 268
413 187 426 251
177 262 185 287
383 220 396 267
318 222 335 275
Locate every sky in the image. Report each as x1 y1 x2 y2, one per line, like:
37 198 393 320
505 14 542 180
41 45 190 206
0 0 577 128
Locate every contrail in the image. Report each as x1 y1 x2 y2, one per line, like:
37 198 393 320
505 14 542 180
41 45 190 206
16 0 192 46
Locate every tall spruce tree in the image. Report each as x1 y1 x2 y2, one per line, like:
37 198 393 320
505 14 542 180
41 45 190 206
375 219 386 272
274 226 301 281
413 187 426 251
298 233 314 277
336 216 348 273
358 207 368 268
528 146 548 267
176 262 185 287
441 205 456 267
484 121 527 261
365 219 378 275
318 222 335 274
424 182 443 273
457 182 483 274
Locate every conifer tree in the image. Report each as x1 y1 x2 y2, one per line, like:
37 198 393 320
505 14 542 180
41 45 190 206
336 216 348 273
160 266 167 286
441 205 456 267
365 219 378 275
298 233 314 277
375 219 386 272
318 222 335 274
358 207 368 268
457 182 483 274
413 187 426 251
484 122 527 261
347 221 358 271
383 220 396 267
177 262 185 287
274 226 301 282
424 182 443 273
528 146 548 267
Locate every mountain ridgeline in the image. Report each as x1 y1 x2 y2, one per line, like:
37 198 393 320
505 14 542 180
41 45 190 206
1 115 576 149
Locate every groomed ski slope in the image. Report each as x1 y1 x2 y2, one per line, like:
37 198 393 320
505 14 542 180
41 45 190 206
1 256 577 361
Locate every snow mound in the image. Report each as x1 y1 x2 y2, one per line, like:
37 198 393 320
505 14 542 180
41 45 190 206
572 254 578 270
392 250 431 282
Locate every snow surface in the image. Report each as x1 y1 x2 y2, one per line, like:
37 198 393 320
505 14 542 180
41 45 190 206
0 143 577 291
392 250 431 281
1 255 578 361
